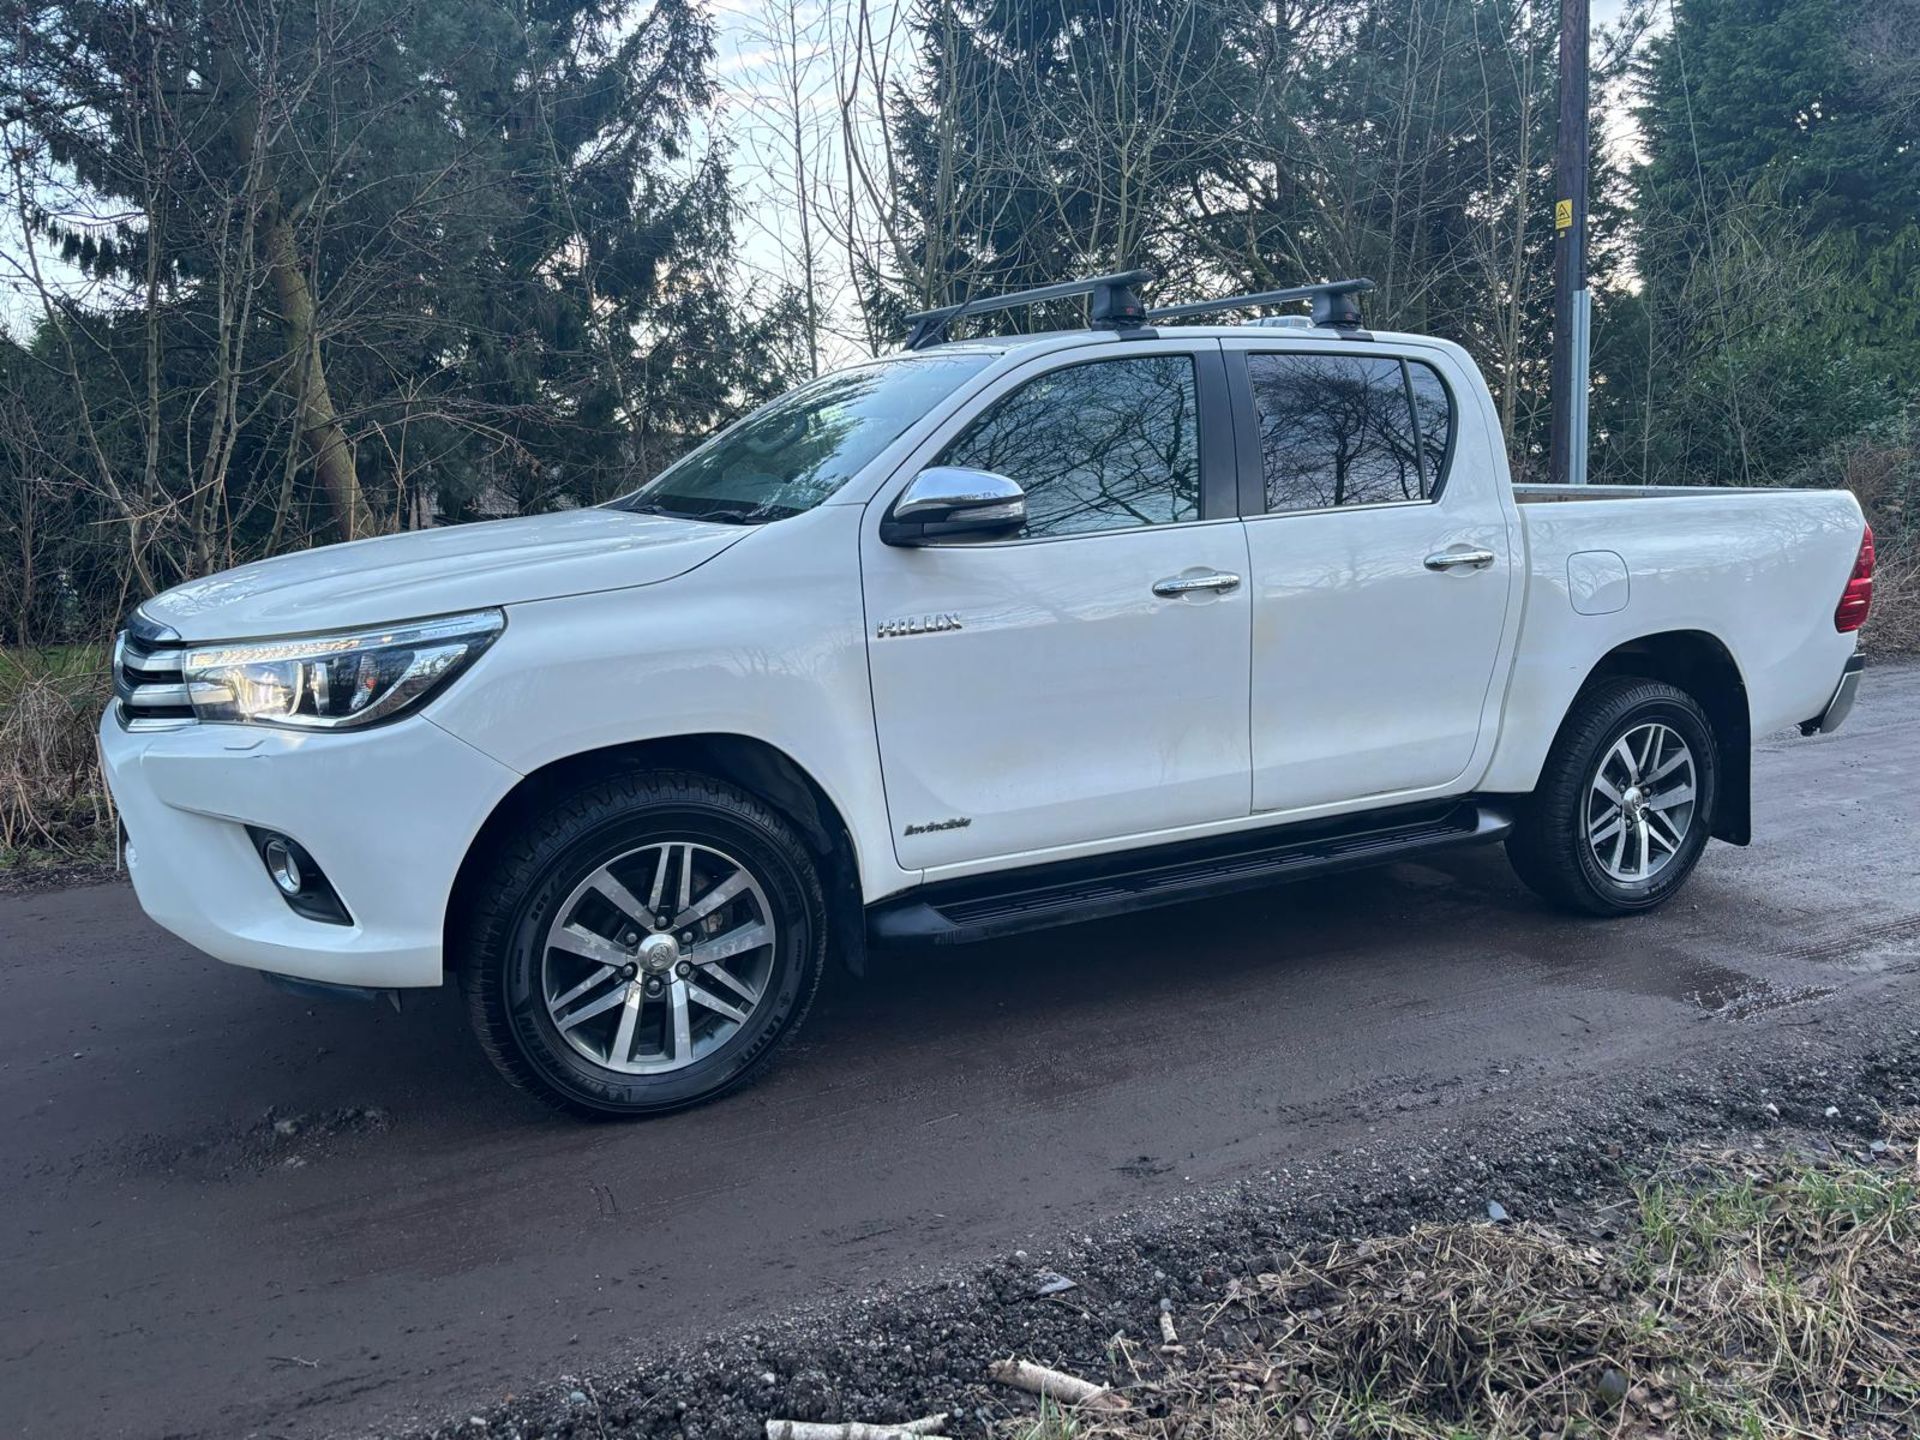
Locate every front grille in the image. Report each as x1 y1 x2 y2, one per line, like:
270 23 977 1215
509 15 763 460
114 625 195 730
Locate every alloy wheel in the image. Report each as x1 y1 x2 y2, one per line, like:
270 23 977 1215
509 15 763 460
540 842 777 1074
1585 721 1697 883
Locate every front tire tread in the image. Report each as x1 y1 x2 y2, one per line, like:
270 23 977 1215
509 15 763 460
458 769 827 1119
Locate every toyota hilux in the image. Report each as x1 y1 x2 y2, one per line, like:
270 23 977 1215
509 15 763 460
99 273 1874 1116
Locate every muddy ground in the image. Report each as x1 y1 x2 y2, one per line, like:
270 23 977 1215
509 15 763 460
401 1025 1920 1440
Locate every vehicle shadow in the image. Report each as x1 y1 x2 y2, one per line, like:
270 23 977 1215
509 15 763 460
122 845 1547 1148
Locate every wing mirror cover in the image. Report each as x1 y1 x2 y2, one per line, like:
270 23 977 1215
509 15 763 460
879 466 1027 546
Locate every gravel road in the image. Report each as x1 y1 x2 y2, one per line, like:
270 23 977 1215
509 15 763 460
4 664 1917 1439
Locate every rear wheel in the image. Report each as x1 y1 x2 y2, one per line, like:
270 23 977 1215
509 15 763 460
1507 678 1717 916
460 770 827 1117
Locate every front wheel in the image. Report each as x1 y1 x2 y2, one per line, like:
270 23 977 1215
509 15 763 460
460 770 827 1117
1507 678 1718 916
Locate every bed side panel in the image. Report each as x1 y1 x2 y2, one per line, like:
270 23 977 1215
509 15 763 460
1481 491 1865 794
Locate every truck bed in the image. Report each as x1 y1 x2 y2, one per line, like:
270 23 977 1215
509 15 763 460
1477 482 1867 795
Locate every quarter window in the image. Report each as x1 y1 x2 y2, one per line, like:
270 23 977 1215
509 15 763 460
1247 354 1453 512
1408 361 1453 495
936 355 1201 538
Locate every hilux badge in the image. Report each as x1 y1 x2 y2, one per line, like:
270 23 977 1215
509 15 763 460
875 613 963 639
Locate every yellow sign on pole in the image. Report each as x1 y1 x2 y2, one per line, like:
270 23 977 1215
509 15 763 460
1555 199 1574 231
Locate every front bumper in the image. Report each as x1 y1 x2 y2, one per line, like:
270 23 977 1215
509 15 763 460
1801 653 1865 736
98 710 522 987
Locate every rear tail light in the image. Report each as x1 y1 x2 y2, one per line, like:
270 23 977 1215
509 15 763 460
1834 524 1875 633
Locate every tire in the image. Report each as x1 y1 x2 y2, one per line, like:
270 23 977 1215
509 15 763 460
1507 678 1719 917
459 769 827 1118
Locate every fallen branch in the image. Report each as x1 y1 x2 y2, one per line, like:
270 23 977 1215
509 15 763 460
988 1359 1126 1411
765 1418 949 1440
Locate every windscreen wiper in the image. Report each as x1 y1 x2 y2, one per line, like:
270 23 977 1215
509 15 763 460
622 500 772 524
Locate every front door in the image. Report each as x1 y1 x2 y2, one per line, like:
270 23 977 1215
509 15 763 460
862 342 1252 871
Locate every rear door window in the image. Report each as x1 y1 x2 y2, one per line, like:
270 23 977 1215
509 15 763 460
1246 354 1453 513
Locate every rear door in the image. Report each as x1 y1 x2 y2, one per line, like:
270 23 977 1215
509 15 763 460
1224 342 1516 814
862 340 1252 871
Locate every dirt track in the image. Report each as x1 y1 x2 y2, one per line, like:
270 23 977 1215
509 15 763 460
4 665 1918 1439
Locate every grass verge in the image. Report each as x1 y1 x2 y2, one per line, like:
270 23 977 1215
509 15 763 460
1026 1118 1919 1440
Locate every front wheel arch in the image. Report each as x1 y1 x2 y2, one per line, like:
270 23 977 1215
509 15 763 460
446 735 865 981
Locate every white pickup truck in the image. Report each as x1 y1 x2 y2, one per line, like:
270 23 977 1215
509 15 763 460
100 273 1874 1116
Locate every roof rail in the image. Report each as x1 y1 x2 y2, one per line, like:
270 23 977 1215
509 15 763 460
902 269 1154 350
1147 278 1376 330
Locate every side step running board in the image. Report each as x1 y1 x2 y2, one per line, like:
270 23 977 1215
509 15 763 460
868 801 1513 946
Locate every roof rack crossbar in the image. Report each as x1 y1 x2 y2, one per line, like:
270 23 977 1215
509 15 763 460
1146 277 1376 328
902 268 1155 350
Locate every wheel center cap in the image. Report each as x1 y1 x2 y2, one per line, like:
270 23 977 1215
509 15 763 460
638 933 680 973
1623 785 1646 816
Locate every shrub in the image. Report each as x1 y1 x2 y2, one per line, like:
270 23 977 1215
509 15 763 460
1836 416 1920 656
0 647 114 865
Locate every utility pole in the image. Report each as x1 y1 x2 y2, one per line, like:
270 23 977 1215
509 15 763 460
1549 0 1591 484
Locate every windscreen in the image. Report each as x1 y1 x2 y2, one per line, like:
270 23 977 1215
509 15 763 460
610 354 995 523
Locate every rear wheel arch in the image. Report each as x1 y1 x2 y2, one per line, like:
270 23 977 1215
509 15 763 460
1508 676 1719 914
1573 630 1750 845
446 735 865 976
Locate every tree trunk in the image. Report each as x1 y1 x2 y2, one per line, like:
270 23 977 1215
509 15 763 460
264 206 369 540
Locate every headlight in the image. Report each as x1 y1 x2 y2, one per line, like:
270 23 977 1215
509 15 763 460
182 610 504 730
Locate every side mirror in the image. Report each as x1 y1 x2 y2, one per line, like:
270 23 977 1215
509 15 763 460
880 466 1027 546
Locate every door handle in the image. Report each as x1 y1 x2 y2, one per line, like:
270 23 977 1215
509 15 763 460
1423 547 1497 572
1153 570 1241 598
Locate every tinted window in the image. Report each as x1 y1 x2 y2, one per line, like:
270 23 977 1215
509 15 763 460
612 354 993 523
937 356 1200 538
1408 361 1453 495
1248 354 1450 512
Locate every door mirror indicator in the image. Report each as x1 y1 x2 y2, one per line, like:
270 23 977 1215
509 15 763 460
880 466 1027 546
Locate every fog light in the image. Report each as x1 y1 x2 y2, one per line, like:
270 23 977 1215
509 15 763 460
262 836 303 895
246 827 351 926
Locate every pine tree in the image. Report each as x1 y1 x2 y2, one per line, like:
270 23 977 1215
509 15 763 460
1603 0 1919 484
1635 0 1919 376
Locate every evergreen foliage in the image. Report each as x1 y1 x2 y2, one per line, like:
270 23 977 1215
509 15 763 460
1 0 1914 647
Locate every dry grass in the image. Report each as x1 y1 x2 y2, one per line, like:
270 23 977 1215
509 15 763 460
0 647 114 866
1839 424 1920 657
1022 1119 1920 1440
1861 543 1920 658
